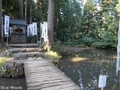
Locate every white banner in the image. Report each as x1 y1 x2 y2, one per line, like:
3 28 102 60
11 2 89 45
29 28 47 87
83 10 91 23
32 22 37 35
27 25 30 36
4 15 10 36
116 30 120 75
40 22 48 41
27 24 34 36
31 24 34 36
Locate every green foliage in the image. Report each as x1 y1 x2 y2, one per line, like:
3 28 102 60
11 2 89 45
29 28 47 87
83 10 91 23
32 0 48 22
51 41 64 54
54 0 118 49
116 0 120 13
45 51 62 60
92 41 108 48
2 0 20 18
2 0 118 49
0 57 8 73
54 0 82 43
81 36 95 46
85 0 94 13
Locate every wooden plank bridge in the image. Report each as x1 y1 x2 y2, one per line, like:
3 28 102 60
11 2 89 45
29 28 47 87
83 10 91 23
24 59 81 90
4 44 81 90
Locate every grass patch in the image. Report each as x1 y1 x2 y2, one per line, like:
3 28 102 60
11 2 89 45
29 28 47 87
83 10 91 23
45 50 62 60
0 57 8 70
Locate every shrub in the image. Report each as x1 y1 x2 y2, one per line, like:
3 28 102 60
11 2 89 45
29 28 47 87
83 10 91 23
45 50 62 60
92 41 108 48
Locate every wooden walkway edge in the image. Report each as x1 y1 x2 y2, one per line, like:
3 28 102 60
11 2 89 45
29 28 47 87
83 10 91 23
24 59 81 90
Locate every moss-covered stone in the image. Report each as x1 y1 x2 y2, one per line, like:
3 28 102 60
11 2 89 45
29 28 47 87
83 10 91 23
0 61 25 79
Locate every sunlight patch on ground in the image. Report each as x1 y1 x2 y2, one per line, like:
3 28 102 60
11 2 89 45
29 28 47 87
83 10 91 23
0 57 8 62
45 51 62 60
0 57 9 68
109 55 117 60
71 57 88 62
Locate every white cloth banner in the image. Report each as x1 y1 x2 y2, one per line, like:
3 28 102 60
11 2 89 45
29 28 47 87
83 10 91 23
116 30 120 75
4 15 10 36
27 24 34 36
31 24 34 36
32 22 37 35
27 25 30 36
40 22 48 41
98 75 107 88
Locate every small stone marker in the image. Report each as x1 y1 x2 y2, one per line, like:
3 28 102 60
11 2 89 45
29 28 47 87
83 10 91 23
98 75 107 90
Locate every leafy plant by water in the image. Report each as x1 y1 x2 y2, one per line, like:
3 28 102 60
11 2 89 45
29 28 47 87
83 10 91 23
0 57 8 74
45 50 62 67
45 50 62 60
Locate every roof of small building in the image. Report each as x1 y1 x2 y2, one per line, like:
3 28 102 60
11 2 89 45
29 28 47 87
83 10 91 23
10 18 28 26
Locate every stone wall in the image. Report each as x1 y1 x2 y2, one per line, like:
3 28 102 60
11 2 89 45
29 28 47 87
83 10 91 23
11 33 26 43
0 61 25 78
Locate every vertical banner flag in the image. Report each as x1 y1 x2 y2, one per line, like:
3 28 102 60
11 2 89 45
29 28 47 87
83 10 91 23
27 24 35 36
116 30 120 75
31 24 34 36
27 25 30 36
41 22 48 42
33 22 37 35
4 15 10 36
27 24 32 36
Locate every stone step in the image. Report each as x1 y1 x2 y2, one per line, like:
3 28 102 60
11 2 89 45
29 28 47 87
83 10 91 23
7 43 38 47
8 48 42 53
12 52 45 59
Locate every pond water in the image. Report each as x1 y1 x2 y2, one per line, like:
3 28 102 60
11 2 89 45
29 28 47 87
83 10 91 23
59 49 119 90
0 78 27 90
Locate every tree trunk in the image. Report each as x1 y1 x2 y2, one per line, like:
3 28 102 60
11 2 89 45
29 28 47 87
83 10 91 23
47 0 55 46
19 0 23 19
24 0 27 20
30 6 32 24
0 0 2 43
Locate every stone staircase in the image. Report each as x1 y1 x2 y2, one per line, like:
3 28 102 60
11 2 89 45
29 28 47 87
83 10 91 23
7 43 39 48
0 43 45 78
6 44 45 59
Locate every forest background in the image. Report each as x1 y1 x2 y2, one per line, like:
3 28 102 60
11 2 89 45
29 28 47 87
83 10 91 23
2 0 120 49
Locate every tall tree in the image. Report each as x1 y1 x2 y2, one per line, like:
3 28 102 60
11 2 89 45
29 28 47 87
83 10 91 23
0 0 2 43
19 0 23 19
47 0 55 46
24 0 27 20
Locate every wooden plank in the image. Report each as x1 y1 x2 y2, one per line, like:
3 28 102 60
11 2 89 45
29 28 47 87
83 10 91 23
26 77 71 84
28 83 80 90
24 59 81 90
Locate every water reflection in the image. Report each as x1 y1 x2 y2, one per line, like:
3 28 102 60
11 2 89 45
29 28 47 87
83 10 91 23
59 49 119 90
